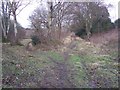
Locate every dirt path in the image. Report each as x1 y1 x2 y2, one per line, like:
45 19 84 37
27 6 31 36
2 29 118 88
38 40 77 88
39 52 76 88
2 44 76 88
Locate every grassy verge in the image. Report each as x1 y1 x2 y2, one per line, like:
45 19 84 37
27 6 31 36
2 37 119 88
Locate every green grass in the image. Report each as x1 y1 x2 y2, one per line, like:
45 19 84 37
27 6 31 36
2 37 119 88
69 55 81 62
67 50 118 88
68 54 89 87
46 51 64 61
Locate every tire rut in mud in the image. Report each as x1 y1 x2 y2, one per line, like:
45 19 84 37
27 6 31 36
39 53 76 88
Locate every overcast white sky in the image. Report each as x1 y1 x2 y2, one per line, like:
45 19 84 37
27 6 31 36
16 0 120 28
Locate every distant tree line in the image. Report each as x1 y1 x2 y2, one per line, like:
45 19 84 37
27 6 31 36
1 0 119 46
29 1 118 45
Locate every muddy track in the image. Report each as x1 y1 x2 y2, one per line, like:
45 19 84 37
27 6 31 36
2 45 76 88
39 52 76 88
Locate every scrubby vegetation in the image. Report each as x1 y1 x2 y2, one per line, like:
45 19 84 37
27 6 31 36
31 35 41 46
1 0 119 89
2 29 118 88
114 18 120 28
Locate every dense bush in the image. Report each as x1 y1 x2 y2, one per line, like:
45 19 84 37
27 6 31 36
102 18 115 30
114 18 120 28
72 18 115 39
109 22 115 29
31 35 41 45
91 18 115 33
75 28 87 39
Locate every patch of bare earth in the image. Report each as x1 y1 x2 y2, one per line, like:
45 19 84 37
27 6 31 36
39 58 75 88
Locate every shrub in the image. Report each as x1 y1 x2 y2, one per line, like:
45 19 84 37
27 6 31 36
114 18 120 28
31 35 40 45
91 18 115 33
75 28 87 39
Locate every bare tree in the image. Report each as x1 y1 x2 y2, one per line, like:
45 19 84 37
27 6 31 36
70 2 110 39
29 1 110 42
8 0 31 44
1 0 31 44
1 0 11 40
29 1 72 40
53 2 72 39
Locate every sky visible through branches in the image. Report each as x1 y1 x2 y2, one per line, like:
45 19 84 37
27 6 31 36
5 0 119 28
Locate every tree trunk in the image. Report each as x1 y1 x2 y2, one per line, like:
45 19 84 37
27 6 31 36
58 23 62 40
47 1 53 40
86 22 91 40
6 8 11 35
2 1 7 39
11 11 19 45
13 12 17 37
1 17 7 40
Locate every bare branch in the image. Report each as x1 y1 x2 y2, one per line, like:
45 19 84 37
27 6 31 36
16 0 31 15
